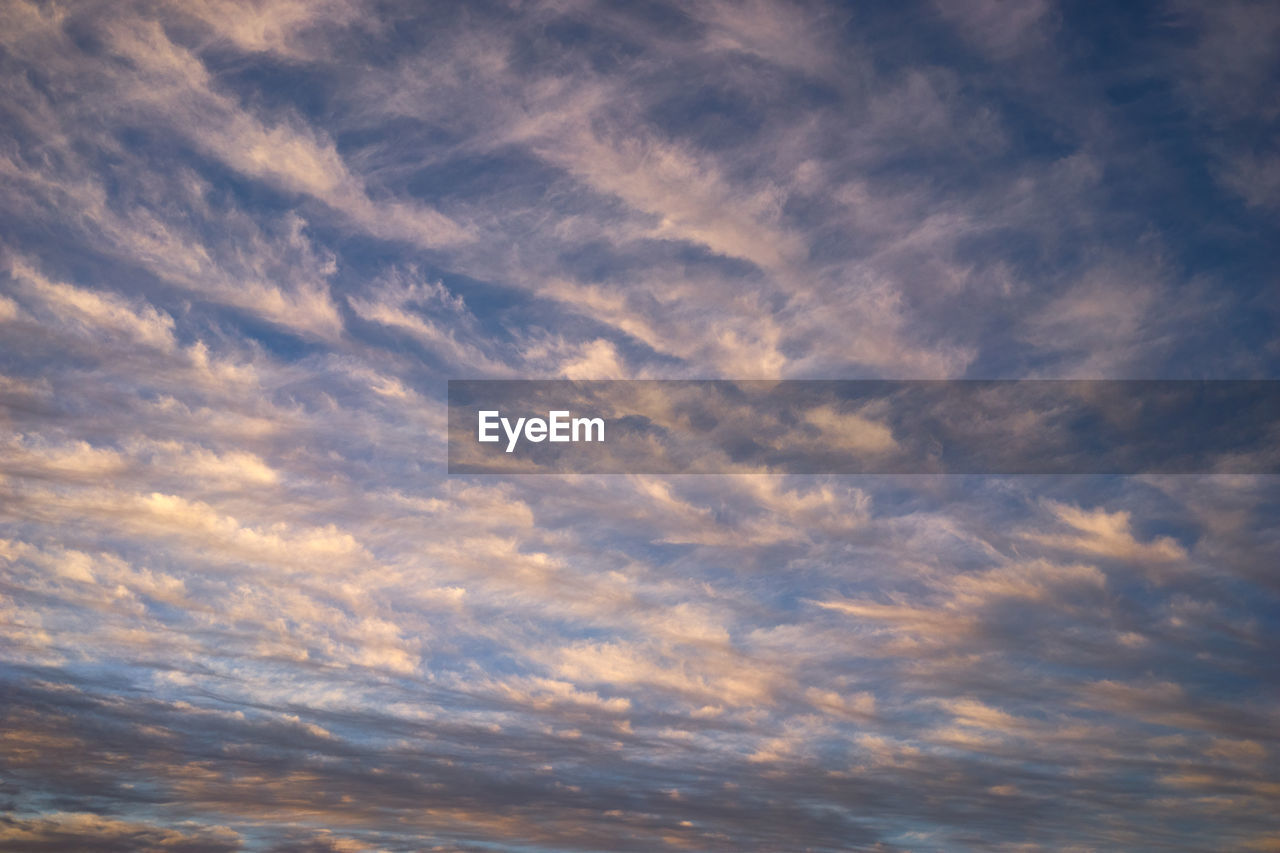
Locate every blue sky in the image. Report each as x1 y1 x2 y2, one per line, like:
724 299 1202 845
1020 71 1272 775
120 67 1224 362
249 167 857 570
1 0 1279 850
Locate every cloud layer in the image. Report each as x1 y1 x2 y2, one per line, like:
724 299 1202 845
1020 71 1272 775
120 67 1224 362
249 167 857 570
2 0 1279 850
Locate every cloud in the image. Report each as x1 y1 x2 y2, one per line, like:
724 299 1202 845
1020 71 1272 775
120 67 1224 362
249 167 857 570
933 0 1053 57
0 813 240 853
692 0 844 77
176 0 366 59
1026 501 1187 565
99 13 471 248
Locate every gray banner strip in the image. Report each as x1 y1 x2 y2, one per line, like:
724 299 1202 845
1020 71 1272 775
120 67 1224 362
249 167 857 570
447 380 1280 474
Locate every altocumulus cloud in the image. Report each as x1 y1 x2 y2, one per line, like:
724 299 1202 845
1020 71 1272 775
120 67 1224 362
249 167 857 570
1 0 1279 851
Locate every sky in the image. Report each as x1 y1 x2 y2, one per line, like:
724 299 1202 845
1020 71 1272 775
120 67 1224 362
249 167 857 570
0 0 1279 851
